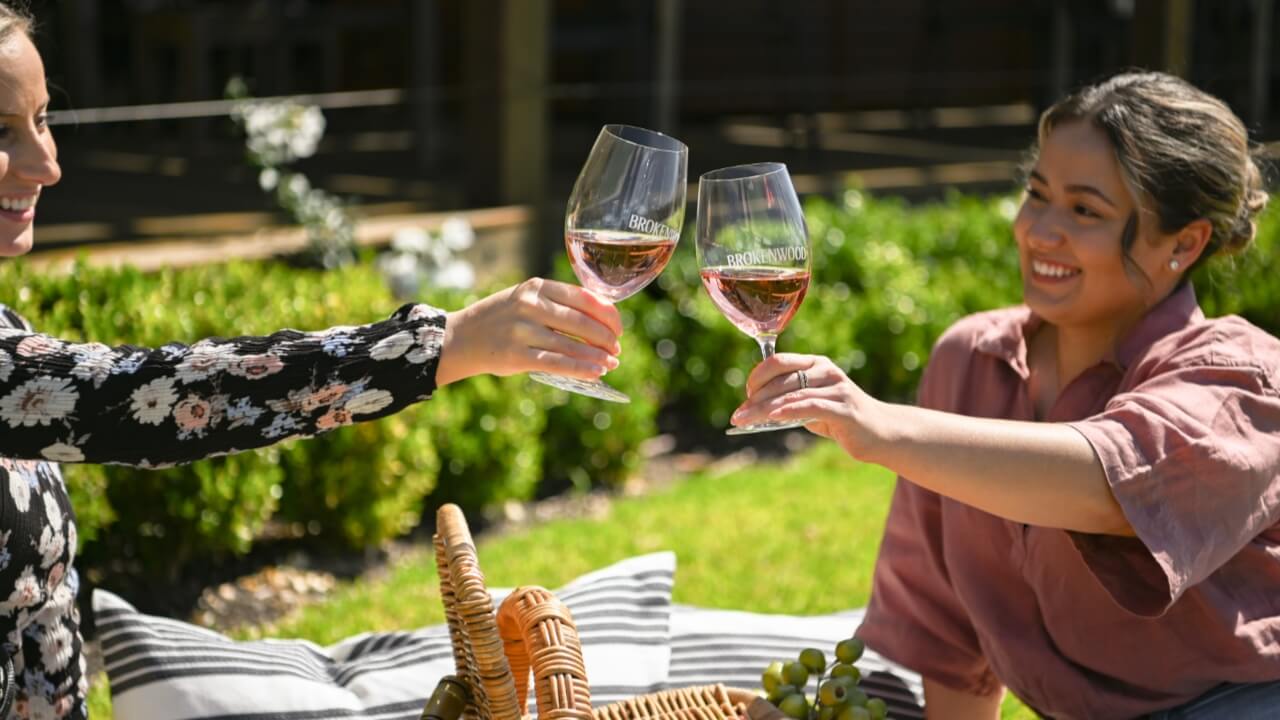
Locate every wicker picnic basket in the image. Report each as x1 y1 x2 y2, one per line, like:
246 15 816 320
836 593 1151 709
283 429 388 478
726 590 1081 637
432 503 779 720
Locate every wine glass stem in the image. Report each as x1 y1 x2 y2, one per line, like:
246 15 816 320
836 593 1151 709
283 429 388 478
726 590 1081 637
755 335 777 362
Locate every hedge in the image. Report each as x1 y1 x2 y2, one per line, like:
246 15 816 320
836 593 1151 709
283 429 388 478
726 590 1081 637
4 189 1276 582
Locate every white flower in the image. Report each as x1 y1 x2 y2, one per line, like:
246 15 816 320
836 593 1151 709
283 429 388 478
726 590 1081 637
130 377 178 425
259 167 280 191
345 389 394 416
1 566 43 613
8 470 30 513
70 344 116 388
391 227 433 256
38 524 64 570
407 324 445 364
431 259 475 290
175 343 236 384
16 334 63 357
39 619 74 672
370 331 414 361
0 348 11 383
441 217 475 251
0 376 79 427
287 173 311 197
40 443 84 463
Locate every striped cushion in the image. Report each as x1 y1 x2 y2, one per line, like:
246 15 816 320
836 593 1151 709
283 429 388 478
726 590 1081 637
93 552 676 720
665 605 925 719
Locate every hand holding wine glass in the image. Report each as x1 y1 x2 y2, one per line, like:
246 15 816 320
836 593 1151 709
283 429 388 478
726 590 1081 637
530 124 688 403
437 278 622 387
695 162 813 435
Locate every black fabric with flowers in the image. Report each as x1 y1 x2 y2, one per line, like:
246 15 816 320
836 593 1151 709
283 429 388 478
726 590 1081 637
0 302 445 719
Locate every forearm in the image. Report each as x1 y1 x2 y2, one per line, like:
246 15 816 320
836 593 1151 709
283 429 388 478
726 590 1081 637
0 303 444 466
923 678 1002 720
865 403 1132 535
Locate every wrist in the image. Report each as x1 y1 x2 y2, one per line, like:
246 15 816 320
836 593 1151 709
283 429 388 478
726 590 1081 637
857 399 911 467
436 310 468 386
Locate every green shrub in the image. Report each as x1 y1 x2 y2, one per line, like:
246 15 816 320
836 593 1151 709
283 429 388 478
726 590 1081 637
542 257 666 490
8 187 1278 586
537 299 665 492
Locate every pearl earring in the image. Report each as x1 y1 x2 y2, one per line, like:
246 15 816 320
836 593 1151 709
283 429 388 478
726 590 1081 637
1169 259 1181 271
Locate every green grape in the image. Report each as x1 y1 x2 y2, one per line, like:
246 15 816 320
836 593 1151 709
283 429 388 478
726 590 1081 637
769 683 799 704
845 688 868 708
835 638 865 665
783 661 810 687
817 704 838 720
817 679 848 706
829 663 861 685
778 693 810 720
836 707 871 720
865 698 887 720
799 647 826 674
762 661 785 694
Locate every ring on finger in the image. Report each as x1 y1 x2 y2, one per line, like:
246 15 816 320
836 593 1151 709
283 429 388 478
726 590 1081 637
796 370 809 390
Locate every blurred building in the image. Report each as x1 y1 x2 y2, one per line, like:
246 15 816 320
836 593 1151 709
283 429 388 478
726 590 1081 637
24 0 1280 268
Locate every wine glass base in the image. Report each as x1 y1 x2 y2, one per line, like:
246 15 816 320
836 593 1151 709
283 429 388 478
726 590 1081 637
725 418 811 436
529 371 631 404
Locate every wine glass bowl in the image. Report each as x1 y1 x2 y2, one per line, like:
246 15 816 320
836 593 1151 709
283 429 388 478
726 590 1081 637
530 124 688 404
695 162 812 435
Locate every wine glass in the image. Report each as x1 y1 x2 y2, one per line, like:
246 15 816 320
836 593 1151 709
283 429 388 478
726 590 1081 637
695 162 812 435
530 124 688 404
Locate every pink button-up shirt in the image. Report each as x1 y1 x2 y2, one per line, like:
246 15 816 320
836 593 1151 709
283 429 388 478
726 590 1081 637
857 283 1280 720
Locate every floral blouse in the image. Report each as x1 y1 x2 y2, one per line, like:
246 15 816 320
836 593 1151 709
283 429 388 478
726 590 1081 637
0 301 446 719
0 302 446 466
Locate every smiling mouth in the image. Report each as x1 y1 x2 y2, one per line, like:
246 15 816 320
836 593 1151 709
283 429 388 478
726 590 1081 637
1031 259 1081 279
0 196 37 213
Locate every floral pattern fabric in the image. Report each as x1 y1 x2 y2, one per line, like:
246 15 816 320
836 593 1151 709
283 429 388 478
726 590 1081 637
0 301 446 719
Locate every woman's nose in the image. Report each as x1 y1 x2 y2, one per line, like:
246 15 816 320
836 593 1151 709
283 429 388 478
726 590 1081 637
14 134 61 187
1023 209 1065 250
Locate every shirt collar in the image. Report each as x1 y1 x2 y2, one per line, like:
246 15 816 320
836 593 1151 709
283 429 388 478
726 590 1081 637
974 282 1204 374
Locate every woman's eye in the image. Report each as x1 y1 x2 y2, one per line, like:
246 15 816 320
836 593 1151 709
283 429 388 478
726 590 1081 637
35 114 48 129
1074 204 1100 218
1025 186 1046 201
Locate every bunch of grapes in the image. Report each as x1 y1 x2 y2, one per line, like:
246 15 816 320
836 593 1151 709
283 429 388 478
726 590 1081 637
760 637 891 720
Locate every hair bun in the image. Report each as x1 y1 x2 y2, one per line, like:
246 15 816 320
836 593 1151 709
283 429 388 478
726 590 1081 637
1222 161 1269 254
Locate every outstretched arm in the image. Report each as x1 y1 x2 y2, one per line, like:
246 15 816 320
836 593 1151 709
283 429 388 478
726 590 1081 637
0 278 620 468
730 353 1131 535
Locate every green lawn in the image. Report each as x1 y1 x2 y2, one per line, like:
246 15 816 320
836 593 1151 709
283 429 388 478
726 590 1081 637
86 441 1035 718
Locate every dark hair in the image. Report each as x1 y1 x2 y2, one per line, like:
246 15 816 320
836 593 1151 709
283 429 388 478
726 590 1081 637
1027 71 1268 281
0 3 32 44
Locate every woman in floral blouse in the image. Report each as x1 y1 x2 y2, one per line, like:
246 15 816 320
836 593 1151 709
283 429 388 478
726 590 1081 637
0 8 623 718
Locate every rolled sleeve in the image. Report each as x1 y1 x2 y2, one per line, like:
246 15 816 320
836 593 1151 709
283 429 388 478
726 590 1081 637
1069 362 1280 616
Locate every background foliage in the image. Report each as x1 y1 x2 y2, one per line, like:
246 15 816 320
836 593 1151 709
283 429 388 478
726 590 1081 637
5 191 1276 587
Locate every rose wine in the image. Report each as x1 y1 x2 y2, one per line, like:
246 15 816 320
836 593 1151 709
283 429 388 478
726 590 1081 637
699 266 810 337
566 229 678 303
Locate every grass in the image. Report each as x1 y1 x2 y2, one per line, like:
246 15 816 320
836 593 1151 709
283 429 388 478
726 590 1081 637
85 441 1036 718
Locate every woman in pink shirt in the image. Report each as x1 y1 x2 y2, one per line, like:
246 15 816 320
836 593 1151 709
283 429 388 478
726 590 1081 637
732 72 1280 719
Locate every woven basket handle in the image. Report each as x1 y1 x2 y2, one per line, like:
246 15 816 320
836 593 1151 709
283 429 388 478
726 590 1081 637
497 587 594 720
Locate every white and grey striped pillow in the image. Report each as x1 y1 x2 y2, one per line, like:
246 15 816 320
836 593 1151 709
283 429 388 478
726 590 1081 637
93 552 677 720
664 605 925 720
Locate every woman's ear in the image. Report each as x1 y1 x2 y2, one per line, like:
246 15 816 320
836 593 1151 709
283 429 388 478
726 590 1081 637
1169 218 1213 270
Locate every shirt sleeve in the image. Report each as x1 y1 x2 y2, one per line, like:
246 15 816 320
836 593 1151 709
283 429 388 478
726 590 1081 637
1068 333 1280 617
857 326 1003 697
0 303 446 467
